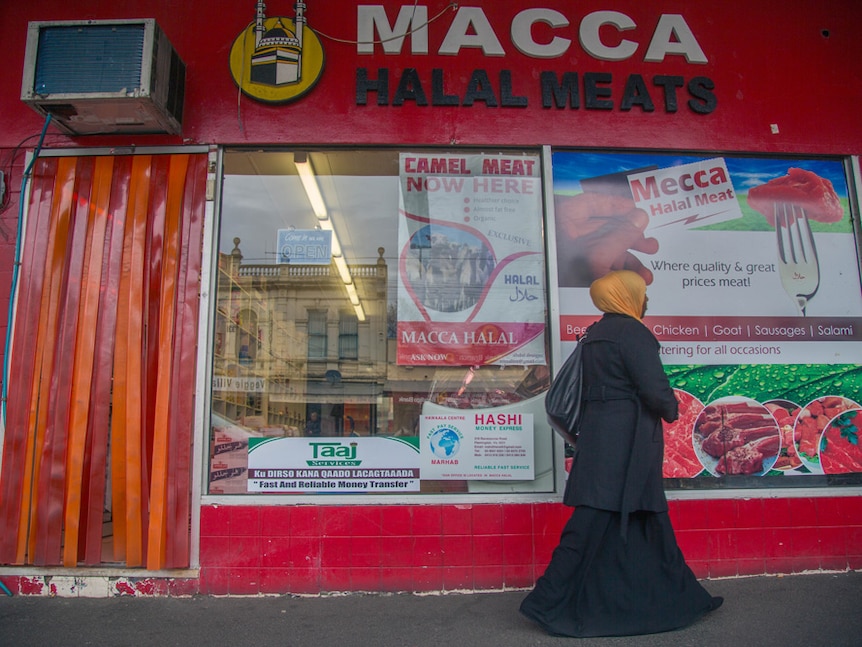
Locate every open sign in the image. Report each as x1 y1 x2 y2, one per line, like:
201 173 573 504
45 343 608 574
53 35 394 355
277 229 332 265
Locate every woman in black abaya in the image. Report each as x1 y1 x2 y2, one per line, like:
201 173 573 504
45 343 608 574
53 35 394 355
520 270 722 638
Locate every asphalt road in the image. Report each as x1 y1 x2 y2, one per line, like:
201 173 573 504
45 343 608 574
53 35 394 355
2 571 860 646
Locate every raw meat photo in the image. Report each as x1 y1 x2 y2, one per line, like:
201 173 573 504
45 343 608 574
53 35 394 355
793 395 860 473
692 397 781 476
662 389 705 478
820 409 862 475
764 400 803 471
746 167 843 226
746 167 842 316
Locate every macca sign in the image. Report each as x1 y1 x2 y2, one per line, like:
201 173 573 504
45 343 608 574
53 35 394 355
354 6 716 114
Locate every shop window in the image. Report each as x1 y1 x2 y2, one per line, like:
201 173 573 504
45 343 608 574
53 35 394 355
548 149 862 490
236 308 258 365
338 311 359 359
209 147 862 498
307 309 327 360
209 148 553 496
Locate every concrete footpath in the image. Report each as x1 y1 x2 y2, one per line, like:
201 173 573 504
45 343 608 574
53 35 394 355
2 571 860 646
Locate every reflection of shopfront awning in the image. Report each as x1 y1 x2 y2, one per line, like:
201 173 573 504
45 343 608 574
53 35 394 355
385 371 527 397
385 364 549 408
269 380 383 404
386 365 546 395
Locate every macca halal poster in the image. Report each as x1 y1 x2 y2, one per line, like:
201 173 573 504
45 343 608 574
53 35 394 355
397 152 546 367
550 151 862 480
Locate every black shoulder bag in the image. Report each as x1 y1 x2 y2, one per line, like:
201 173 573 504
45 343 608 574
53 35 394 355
545 326 591 446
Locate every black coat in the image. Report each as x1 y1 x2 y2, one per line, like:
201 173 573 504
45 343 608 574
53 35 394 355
563 313 678 515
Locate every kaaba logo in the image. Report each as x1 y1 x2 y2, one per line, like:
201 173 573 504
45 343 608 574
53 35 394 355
229 1 325 104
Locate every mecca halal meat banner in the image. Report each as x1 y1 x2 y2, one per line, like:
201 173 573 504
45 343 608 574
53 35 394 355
549 151 862 479
396 152 546 367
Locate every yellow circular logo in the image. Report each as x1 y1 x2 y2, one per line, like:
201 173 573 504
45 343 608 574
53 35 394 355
229 16 325 104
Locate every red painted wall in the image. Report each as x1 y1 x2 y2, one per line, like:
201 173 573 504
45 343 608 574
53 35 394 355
192 497 862 594
2 496 860 595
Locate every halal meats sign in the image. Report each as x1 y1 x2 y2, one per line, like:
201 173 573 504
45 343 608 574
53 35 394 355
355 6 716 114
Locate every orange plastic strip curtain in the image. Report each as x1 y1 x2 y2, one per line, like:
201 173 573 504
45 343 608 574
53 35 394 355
26 158 77 562
62 156 113 567
0 157 60 564
109 164 137 564
81 156 131 565
123 156 152 567
167 155 206 568
0 153 206 567
110 155 153 564
143 157 173 529
147 154 188 570
34 157 95 565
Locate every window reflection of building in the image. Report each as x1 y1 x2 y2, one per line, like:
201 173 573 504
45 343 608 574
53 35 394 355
338 311 358 360
306 310 327 359
236 308 258 365
211 240 388 437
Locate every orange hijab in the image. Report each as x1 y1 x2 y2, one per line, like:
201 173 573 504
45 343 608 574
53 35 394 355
589 270 646 321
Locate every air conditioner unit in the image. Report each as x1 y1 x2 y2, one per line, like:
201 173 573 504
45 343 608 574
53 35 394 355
20 19 186 136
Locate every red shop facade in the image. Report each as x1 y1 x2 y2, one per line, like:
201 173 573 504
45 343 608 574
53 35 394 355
0 1 861 596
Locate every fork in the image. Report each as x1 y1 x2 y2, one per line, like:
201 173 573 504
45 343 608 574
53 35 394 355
775 202 820 316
